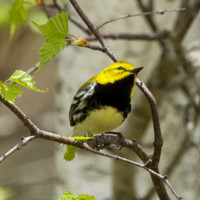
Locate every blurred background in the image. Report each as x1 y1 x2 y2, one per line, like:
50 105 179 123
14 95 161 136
0 0 200 200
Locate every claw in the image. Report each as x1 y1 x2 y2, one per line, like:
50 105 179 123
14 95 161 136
106 131 125 149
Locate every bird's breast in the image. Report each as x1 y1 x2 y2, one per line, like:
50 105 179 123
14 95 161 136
73 106 124 135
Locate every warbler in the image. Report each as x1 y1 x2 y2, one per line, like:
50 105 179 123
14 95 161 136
69 61 143 136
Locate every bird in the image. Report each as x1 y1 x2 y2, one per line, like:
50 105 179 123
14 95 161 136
69 61 143 136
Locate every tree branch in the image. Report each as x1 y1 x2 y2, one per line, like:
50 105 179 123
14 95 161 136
97 8 186 30
173 0 200 41
68 1 177 199
136 0 172 50
0 87 180 199
0 136 36 162
136 80 163 166
0 95 39 134
69 0 119 62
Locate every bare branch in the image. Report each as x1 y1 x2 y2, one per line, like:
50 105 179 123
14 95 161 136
136 79 163 166
26 62 40 74
0 81 180 199
0 125 181 199
0 136 36 163
97 8 186 30
173 0 200 41
0 94 39 134
87 134 150 163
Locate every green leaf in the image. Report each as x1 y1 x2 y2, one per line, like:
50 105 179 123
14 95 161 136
64 145 78 162
0 187 13 200
0 81 21 104
0 3 10 27
33 11 68 71
77 194 96 200
8 70 47 92
57 191 95 200
8 0 27 38
57 191 77 200
71 136 95 141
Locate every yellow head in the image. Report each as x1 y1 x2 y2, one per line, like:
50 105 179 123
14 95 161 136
96 61 142 85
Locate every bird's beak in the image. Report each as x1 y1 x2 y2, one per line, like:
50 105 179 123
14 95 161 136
131 67 143 74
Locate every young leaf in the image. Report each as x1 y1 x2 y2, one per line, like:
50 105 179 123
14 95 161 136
8 0 27 38
0 81 21 104
8 70 47 92
33 11 68 71
0 187 13 200
64 145 78 162
57 191 77 200
71 136 95 141
77 194 96 200
57 191 95 200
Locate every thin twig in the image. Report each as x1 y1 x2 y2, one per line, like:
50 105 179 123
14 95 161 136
82 143 164 179
0 136 36 163
85 44 106 53
97 8 186 29
100 148 182 200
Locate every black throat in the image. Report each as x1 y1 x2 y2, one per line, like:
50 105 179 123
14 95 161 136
94 74 135 112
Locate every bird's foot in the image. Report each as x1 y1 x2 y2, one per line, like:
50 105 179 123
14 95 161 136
106 131 125 149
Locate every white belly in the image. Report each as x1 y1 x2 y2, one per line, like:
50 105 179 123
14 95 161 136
72 106 124 136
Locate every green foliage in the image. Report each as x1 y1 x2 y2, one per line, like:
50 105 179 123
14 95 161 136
33 11 69 71
64 145 78 162
64 137 94 162
0 70 47 104
0 3 10 26
58 191 95 200
0 187 13 200
77 194 96 200
71 136 95 141
9 70 47 92
0 81 21 104
8 0 27 38
58 191 77 200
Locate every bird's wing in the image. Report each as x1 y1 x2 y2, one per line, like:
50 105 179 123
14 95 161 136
69 76 97 126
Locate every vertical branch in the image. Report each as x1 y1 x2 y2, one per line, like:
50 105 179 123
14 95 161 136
136 80 163 165
173 0 200 41
136 0 157 31
136 0 166 50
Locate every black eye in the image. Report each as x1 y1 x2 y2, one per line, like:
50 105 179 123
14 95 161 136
117 66 124 70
